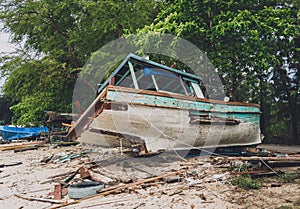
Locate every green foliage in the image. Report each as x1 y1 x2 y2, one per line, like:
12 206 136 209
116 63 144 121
0 0 164 125
0 0 163 68
231 175 262 190
276 173 299 183
0 0 299 142
2 55 74 125
138 0 300 144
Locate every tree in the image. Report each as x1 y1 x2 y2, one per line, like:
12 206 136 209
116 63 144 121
137 0 300 144
0 0 164 125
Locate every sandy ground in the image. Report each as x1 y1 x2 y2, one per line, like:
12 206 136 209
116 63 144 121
0 143 299 209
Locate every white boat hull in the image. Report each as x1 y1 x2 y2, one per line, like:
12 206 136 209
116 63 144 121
78 104 261 152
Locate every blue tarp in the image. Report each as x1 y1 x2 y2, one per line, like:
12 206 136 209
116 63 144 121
0 126 49 140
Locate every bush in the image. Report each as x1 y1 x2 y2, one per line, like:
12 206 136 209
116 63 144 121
230 175 261 190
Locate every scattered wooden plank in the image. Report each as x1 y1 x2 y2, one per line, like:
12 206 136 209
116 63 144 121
15 194 67 204
0 144 36 151
0 162 22 168
231 170 273 175
89 171 116 185
0 141 45 151
47 171 76 179
50 170 186 209
14 146 38 152
54 184 62 200
79 166 116 185
225 156 300 161
266 161 300 167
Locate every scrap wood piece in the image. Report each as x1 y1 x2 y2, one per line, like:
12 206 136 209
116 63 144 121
14 146 38 152
168 190 184 196
79 167 116 185
54 184 62 200
50 169 186 209
96 170 186 195
62 169 79 184
231 170 275 175
15 194 67 204
40 154 54 164
225 156 300 161
42 169 79 185
266 161 300 167
0 142 43 151
47 171 76 180
0 162 22 168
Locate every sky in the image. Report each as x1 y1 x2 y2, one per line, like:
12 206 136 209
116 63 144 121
0 23 16 90
0 27 15 54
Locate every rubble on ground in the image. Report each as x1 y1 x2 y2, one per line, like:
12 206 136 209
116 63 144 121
0 141 299 209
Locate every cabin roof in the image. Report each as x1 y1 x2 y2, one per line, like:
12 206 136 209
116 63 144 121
97 53 202 93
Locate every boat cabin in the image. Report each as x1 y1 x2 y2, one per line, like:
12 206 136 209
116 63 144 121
97 53 205 98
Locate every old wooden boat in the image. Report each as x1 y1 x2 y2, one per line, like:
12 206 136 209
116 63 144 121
67 54 262 152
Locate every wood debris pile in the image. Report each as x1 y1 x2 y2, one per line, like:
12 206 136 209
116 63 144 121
0 142 299 208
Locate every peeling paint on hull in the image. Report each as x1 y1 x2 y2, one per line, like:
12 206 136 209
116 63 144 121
78 88 262 152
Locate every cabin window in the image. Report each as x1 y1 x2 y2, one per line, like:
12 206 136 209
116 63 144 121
112 59 204 98
114 64 134 88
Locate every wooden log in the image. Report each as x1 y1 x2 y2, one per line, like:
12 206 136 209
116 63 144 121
50 170 186 209
225 156 300 161
0 142 42 151
15 194 67 204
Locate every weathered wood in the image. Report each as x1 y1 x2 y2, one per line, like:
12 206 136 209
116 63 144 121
0 162 22 168
79 167 116 185
14 146 38 152
225 156 300 161
231 170 276 175
47 171 76 179
89 170 116 185
96 170 185 195
15 194 67 204
66 88 107 140
50 170 186 209
79 167 90 179
0 142 43 151
107 86 260 108
54 184 62 200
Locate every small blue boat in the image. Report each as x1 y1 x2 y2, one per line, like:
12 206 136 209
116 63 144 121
0 126 49 141
67 54 263 152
